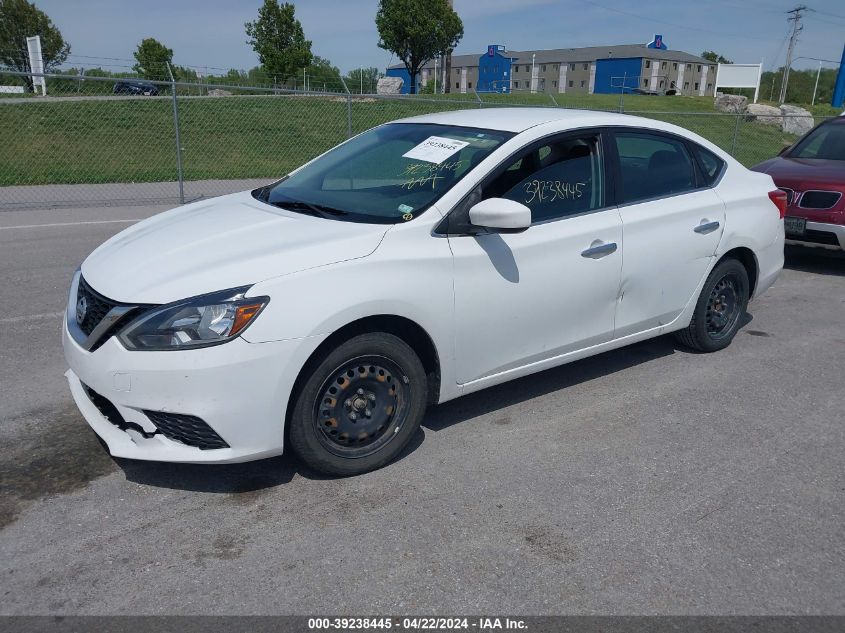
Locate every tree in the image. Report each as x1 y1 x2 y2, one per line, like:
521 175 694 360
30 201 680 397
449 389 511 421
375 0 463 94
302 56 341 91
343 67 382 94
0 0 70 91
701 50 733 65
245 0 312 82
133 38 173 80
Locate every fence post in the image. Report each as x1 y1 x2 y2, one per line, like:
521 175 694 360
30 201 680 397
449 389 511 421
474 90 483 108
166 63 185 204
731 113 741 157
619 73 626 113
548 93 558 107
339 76 353 138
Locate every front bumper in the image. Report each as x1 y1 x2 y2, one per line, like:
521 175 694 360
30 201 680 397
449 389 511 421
63 315 326 464
785 220 845 251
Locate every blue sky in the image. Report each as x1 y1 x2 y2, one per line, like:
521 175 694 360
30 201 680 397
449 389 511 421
35 0 845 74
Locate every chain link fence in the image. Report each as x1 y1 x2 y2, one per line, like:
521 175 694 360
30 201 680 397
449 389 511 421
0 70 833 209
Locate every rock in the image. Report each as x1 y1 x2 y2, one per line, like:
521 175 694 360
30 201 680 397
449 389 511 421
746 103 782 126
780 104 814 136
207 89 232 97
714 92 748 113
377 76 403 95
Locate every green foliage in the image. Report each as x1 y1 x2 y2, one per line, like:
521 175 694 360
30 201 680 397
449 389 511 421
245 0 312 81
133 38 174 80
302 56 341 91
760 67 838 106
343 67 383 94
701 50 732 64
0 0 70 91
375 0 463 94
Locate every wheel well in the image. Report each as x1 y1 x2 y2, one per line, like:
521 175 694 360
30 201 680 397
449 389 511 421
719 247 758 297
283 315 442 446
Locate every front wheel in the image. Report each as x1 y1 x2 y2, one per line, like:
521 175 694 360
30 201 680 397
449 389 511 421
288 332 428 476
675 258 750 353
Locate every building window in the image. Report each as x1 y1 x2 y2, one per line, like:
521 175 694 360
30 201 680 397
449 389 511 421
645 60 651 69
513 81 518 88
683 81 689 89
541 64 546 72
694 82 699 90
553 80 557 87
580 80 586 87
570 63 575 71
456 82 459 89
697 65 702 72
568 80 574 87
673 63 678 70
468 81 472 89
659 79 665 88
707 83 712 90
642 78 648 87
582 63 588 70
554 64 559 71
661 61 666 69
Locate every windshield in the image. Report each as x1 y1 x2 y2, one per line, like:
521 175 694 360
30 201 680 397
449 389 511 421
256 123 514 223
788 122 845 160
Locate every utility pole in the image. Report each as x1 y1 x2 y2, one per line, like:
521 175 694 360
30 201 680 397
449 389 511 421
778 5 808 105
443 0 453 94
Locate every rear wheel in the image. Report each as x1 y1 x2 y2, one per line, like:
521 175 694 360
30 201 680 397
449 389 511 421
288 333 427 476
675 258 749 353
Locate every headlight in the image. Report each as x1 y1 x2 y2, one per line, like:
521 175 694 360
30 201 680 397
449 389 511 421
118 286 269 351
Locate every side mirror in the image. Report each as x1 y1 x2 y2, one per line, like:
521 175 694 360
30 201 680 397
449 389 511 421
778 145 791 156
468 198 531 234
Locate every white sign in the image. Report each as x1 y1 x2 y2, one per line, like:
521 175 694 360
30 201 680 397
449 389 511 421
402 136 469 164
714 63 762 103
26 35 46 95
0 86 25 93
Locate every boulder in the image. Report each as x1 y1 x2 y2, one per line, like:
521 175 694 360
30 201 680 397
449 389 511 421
746 103 782 126
780 104 814 136
714 92 748 113
377 76 403 95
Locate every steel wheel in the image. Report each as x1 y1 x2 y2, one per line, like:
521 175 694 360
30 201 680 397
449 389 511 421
705 273 742 340
313 356 409 458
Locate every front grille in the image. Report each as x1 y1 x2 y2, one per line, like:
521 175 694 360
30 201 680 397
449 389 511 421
799 190 842 210
76 277 118 337
75 277 147 352
790 229 841 246
143 410 230 450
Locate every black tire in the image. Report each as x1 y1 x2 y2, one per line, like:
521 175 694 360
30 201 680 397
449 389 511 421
675 258 750 353
288 332 427 476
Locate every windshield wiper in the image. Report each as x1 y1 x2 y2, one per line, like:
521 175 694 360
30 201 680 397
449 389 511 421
267 199 349 219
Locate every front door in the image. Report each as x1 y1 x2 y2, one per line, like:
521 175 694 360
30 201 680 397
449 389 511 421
448 131 624 385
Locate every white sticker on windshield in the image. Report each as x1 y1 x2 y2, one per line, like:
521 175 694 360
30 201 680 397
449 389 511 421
402 136 470 164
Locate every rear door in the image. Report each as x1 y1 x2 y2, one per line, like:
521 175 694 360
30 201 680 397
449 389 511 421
609 128 726 338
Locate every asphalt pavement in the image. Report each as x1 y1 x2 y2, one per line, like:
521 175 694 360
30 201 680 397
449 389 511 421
1 202 843 615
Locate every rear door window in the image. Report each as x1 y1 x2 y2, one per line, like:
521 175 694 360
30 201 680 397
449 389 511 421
614 132 697 204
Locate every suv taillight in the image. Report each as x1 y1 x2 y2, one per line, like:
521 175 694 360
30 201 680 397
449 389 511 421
768 189 787 219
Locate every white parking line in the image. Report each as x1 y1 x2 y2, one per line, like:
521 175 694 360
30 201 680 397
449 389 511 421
0 311 64 324
0 219 141 231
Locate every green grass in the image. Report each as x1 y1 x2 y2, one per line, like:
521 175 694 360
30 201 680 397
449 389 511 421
0 92 832 187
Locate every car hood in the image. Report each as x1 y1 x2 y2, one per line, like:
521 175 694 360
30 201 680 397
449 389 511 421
752 156 845 185
81 190 391 304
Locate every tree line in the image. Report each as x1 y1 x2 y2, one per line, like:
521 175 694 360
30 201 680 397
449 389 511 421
0 0 463 94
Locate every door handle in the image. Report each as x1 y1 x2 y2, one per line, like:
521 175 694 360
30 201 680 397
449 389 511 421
694 220 720 234
581 241 618 259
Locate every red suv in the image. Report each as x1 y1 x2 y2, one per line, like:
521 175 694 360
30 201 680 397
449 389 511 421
752 116 845 251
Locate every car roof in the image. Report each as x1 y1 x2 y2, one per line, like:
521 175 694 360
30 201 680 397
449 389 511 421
392 107 654 133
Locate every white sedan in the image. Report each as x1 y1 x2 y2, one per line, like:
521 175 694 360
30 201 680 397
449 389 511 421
63 108 785 475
